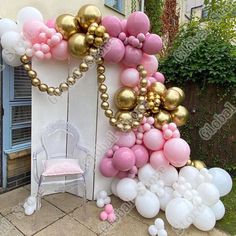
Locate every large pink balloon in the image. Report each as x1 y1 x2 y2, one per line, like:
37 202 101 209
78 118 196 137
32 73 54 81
113 147 135 171
153 72 165 84
131 145 149 168
46 19 56 28
164 138 190 167
102 16 122 37
115 131 136 147
150 151 169 169
141 54 158 76
143 34 163 55
103 38 125 63
120 68 139 87
127 11 150 36
100 157 119 177
123 45 143 67
143 129 165 151
51 40 68 61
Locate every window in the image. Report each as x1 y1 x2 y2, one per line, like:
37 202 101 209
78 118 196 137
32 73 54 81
105 0 125 14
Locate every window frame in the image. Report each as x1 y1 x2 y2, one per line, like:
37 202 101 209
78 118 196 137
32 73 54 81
104 0 126 16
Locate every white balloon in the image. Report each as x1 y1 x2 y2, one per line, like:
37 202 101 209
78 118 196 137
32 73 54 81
159 187 174 211
1 31 21 51
166 198 194 229
138 164 156 186
96 199 105 208
159 165 178 186
209 168 233 197
179 166 199 188
193 206 216 231
197 183 220 206
148 225 158 236
104 196 111 205
135 190 160 218
17 7 43 28
117 178 138 201
111 178 119 196
0 18 18 37
157 229 167 236
2 49 22 67
154 218 165 229
98 190 107 199
211 200 225 220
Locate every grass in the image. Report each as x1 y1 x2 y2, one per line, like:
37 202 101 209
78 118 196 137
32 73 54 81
216 178 236 235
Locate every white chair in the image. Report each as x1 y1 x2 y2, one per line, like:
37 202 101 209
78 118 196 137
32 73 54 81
33 120 90 210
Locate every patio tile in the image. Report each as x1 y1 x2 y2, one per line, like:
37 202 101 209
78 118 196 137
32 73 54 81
0 215 24 236
34 215 96 236
208 228 230 236
44 192 85 213
23 184 31 191
6 199 65 236
0 187 29 216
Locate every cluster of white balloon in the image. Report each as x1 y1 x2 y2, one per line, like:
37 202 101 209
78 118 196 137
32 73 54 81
0 7 43 66
111 164 232 232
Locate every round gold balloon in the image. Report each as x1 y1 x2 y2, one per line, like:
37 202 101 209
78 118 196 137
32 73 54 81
115 111 133 125
186 160 195 167
162 88 182 111
76 4 102 31
171 87 185 103
148 82 167 97
192 160 207 170
171 105 189 126
56 14 79 40
154 110 172 129
114 88 137 111
68 33 88 58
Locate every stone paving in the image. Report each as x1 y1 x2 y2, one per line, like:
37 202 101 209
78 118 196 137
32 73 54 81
0 185 230 236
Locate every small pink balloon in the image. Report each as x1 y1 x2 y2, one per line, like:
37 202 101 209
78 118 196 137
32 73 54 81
51 35 60 45
137 42 143 49
128 173 136 179
121 19 128 34
100 211 108 221
131 145 149 168
112 145 120 151
128 36 135 45
51 40 68 61
136 140 142 145
132 38 139 48
123 45 143 67
33 43 41 51
172 130 181 138
41 44 50 53
143 128 165 151
106 149 113 158
162 124 169 131
150 151 169 169
143 123 151 132
105 204 114 214
120 68 139 87
46 19 56 29
164 138 190 167
143 34 163 55
137 33 145 42
38 32 47 43
115 131 136 148
107 213 116 223
127 11 150 36
112 147 135 171
147 117 155 125
147 76 156 85
141 54 158 76
137 132 143 140
44 52 52 60
130 166 138 174
23 21 45 44
103 38 125 63
142 117 147 124
35 50 44 60
169 123 177 131
118 32 126 41
163 129 173 139
102 16 122 37
100 157 119 177
116 171 129 179
153 72 165 84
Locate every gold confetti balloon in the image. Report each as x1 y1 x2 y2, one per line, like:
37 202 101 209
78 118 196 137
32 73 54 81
171 105 189 126
148 82 167 97
68 33 88 58
162 88 182 111
154 109 172 129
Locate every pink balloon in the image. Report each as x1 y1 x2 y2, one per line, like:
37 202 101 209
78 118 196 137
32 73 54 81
141 54 158 76
120 68 139 87
115 131 136 147
118 32 126 41
34 50 44 60
131 145 149 168
127 11 150 36
105 204 114 214
99 157 119 177
143 129 165 151
112 147 135 171
103 38 125 63
121 19 128 34
116 171 129 179
51 40 69 61
150 151 169 169
107 213 116 223
102 16 122 37
164 138 190 167
100 211 108 221
143 34 163 55
46 19 56 29
123 45 143 67
153 72 165 83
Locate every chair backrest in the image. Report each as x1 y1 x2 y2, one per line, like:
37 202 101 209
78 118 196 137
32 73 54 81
41 120 80 159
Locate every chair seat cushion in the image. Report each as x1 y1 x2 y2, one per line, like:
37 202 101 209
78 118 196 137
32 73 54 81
42 159 84 177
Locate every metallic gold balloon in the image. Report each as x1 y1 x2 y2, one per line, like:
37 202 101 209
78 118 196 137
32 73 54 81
162 88 182 111
171 105 189 126
56 14 79 40
148 82 167 96
171 87 185 103
76 4 102 30
68 33 88 58
192 160 207 170
114 88 137 111
154 110 172 129
186 160 194 167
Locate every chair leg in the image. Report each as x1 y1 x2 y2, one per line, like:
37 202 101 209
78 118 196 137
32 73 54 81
36 175 43 210
82 175 87 218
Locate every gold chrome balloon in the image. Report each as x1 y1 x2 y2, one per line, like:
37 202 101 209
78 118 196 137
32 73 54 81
114 88 137 111
148 82 167 96
154 110 172 129
171 87 185 103
186 160 195 167
171 105 189 126
56 14 79 40
162 88 182 111
68 33 88 58
76 4 102 30
192 160 207 170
